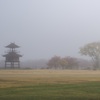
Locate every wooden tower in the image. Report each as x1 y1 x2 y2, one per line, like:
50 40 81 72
3 43 22 68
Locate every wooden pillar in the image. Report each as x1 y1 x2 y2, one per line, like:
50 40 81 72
18 61 20 68
5 61 6 69
11 62 12 68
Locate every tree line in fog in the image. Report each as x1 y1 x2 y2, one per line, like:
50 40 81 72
0 41 100 70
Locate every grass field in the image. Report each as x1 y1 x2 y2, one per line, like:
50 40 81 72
0 69 100 100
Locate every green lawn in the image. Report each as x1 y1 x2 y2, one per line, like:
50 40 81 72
0 82 100 100
0 70 100 100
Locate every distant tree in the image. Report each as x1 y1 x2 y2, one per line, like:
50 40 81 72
79 42 100 69
59 58 68 69
64 57 78 69
47 56 78 69
47 56 61 69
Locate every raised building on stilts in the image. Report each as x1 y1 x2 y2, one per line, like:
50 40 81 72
3 43 22 68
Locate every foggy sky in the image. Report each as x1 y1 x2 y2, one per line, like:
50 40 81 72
0 0 100 60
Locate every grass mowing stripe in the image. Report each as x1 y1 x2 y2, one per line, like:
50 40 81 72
0 81 100 100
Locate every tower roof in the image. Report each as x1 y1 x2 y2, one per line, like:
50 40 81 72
3 52 22 57
6 43 20 48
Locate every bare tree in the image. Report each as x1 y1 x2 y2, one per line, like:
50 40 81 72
47 56 61 69
47 56 78 69
63 57 78 69
59 58 68 69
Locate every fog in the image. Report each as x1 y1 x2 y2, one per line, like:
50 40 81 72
0 0 100 61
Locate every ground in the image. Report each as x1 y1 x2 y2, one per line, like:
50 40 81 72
0 69 100 100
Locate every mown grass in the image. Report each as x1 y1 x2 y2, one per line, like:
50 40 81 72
0 70 100 100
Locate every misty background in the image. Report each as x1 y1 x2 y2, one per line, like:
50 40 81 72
0 0 100 68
